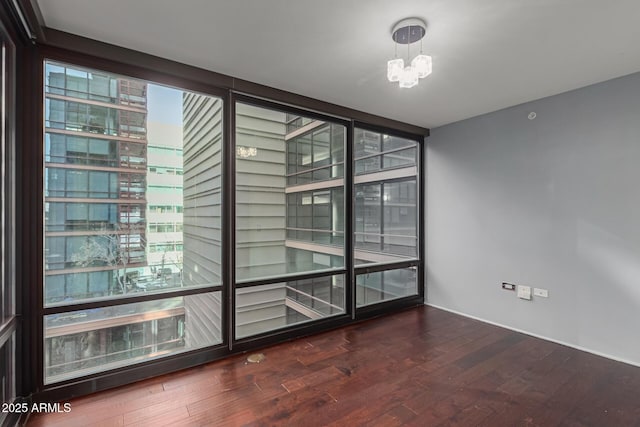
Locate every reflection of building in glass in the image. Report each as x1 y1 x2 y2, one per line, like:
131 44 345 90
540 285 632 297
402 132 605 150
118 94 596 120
354 129 419 305
181 92 225 342
45 299 185 380
182 93 223 288
44 62 149 304
43 292 222 382
233 105 347 338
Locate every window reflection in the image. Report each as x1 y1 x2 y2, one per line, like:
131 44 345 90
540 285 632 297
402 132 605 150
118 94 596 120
354 130 418 265
236 103 346 282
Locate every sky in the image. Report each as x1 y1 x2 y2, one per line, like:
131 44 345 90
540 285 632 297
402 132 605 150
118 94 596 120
147 84 183 126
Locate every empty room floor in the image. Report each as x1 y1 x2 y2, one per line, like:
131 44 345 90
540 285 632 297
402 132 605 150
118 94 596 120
27 305 640 426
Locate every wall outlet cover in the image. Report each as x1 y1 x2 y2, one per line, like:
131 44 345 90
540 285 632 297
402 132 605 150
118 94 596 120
517 285 532 300
534 288 549 298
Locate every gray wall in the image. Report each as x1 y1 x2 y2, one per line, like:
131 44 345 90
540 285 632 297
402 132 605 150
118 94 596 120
426 72 640 366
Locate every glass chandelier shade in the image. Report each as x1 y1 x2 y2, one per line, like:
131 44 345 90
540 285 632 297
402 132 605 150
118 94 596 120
411 54 432 78
398 66 419 88
387 58 404 82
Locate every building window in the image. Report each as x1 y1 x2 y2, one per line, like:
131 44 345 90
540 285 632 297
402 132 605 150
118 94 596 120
43 60 224 383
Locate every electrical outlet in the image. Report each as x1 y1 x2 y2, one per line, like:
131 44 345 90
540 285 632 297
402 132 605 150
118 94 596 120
533 288 549 298
502 282 516 291
517 285 532 300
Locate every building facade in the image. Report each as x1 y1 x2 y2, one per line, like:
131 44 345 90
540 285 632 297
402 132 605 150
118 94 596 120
43 63 196 382
44 61 148 303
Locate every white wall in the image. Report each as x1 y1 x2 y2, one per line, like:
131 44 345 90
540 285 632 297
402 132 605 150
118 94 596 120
426 71 640 366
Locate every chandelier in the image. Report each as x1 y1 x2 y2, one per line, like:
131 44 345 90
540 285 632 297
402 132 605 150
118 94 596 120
387 18 432 88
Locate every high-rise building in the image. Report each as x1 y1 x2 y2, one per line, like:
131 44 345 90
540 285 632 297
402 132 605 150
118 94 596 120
44 61 149 303
42 63 197 382
145 119 184 288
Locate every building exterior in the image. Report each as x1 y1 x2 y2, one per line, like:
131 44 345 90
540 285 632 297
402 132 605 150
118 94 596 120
353 128 419 305
145 120 184 288
44 61 149 303
42 63 196 382
234 104 348 337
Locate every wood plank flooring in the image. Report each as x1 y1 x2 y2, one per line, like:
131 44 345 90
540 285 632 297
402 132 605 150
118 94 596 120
27 306 640 426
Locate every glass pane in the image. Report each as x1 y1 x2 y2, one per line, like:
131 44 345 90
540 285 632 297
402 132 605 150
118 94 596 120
236 275 345 338
356 267 418 307
44 61 224 305
236 103 345 281
44 292 222 383
382 181 417 257
355 129 417 174
354 127 419 266
382 147 417 170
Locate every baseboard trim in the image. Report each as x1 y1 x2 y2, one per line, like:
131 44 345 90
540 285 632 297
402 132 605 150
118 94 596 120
425 302 640 369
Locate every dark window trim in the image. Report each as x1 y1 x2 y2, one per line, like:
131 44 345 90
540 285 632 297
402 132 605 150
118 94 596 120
35 344 231 402
345 120 355 320
41 47 228 102
235 92 352 129
354 259 420 275
43 285 224 315
354 120 428 142
0 0 43 408
235 269 348 289
355 295 424 321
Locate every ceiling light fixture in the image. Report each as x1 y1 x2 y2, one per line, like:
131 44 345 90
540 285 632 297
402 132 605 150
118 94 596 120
387 18 432 88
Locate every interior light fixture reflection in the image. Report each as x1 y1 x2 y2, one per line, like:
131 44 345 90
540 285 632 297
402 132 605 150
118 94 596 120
236 146 258 158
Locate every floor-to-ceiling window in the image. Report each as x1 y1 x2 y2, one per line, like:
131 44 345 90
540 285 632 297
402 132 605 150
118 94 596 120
43 61 224 383
38 58 424 397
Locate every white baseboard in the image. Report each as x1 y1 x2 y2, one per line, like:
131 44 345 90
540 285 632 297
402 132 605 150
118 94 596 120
425 302 640 369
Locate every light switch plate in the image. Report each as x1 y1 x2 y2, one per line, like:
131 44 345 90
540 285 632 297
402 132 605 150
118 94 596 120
517 285 532 300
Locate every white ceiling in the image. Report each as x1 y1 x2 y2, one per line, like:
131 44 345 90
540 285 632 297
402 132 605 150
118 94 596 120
36 0 640 129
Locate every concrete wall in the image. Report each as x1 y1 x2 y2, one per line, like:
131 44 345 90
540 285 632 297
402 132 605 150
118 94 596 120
427 72 640 366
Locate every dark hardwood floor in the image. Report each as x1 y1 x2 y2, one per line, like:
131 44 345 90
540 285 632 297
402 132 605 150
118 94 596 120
27 306 640 426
